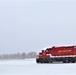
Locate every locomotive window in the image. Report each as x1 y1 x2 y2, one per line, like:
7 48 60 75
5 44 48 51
45 50 48 52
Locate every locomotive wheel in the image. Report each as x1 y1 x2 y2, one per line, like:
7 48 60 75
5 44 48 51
63 59 69 63
71 59 75 63
63 60 66 63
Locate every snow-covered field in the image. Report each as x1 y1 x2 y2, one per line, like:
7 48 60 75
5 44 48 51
0 59 76 75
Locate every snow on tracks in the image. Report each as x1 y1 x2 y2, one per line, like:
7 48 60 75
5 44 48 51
0 59 76 75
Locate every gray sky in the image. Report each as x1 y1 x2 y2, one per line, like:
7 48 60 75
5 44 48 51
0 1 76 54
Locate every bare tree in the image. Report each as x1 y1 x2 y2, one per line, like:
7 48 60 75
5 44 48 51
0 52 37 60
21 52 26 59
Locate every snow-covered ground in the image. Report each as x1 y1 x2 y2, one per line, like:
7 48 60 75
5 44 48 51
0 59 76 75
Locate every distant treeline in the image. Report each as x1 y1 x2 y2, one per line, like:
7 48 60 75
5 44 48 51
0 52 38 60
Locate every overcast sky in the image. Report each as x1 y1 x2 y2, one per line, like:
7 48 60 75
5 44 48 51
0 1 76 54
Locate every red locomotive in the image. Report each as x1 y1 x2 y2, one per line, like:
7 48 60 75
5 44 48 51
36 45 76 63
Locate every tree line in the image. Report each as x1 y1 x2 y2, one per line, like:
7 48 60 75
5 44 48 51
0 52 37 60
